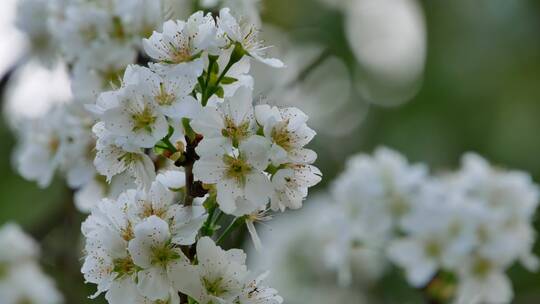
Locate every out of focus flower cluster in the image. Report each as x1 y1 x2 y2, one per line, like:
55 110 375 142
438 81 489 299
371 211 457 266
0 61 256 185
254 148 539 304
0 223 62 304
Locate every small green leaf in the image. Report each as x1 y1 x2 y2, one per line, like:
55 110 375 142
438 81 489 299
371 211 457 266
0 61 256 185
211 61 220 74
215 86 224 98
197 75 205 89
220 76 238 85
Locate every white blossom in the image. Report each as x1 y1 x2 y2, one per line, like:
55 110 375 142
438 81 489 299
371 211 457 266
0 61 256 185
217 8 284 68
194 135 272 215
172 237 251 303
100 85 169 148
192 86 256 150
270 164 322 212
143 11 219 73
93 122 156 188
0 223 62 304
128 216 190 300
123 65 201 119
255 105 317 166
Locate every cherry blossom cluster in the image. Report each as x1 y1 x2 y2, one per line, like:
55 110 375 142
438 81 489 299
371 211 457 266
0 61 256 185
12 0 174 213
253 148 539 304
15 0 171 103
11 1 273 215
13 1 321 302
0 223 62 304
89 7 320 215
82 176 281 303
79 8 320 304
387 153 539 303
332 148 539 303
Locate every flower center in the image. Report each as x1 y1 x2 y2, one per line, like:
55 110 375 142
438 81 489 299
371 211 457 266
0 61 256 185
81 25 98 42
113 256 137 278
121 223 134 241
224 155 252 185
202 276 227 296
168 38 193 64
118 152 143 165
271 124 292 151
142 202 166 219
424 241 441 258
48 136 60 154
132 106 157 132
151 244 180 267
100 68 123 88
155 83 175 106
472 258 492 278
222 117 250 147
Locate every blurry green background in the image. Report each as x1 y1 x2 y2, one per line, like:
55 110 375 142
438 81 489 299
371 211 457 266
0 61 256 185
1 0 540 302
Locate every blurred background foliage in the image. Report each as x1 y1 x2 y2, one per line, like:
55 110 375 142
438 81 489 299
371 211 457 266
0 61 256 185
1 0 540 302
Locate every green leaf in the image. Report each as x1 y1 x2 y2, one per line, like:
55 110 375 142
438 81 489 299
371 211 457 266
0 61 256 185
220 76 238 85
211 61 220 74
215 86 224 98
197 75 205 89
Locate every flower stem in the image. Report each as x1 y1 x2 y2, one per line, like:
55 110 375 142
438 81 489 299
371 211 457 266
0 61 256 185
216 217 243 245
201 44 244 106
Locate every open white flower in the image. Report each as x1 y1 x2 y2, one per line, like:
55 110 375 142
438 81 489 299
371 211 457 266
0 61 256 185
93 122 156 188
255 105 317 166
172 237 249 303
123 65 201 119
194 135 272 215
143 11 219 74
192 86 256 150
217 8 284 68
236 272 283 304
101 85 169 148
128 216 190 301
71 41 137 105
15 0 58 66
114 0 166 39
270 164 322 212
0 223 39 265
454 257 513 304
81 198 138 303
169 205 208 246
332 147 428 237
124 181 208 244
54 4 113 61
0 223 62 304
126 182 176 224
15 106 66 188
0 262 63 304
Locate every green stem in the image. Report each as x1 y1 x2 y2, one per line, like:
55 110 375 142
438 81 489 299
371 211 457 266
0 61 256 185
161 125 177 152
162 138 177 152
202 202 217 236
212 210 223 226
182 118 196 143
216 217 243 245
201 56 217 106
201 44 244 106
155 144 171 151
